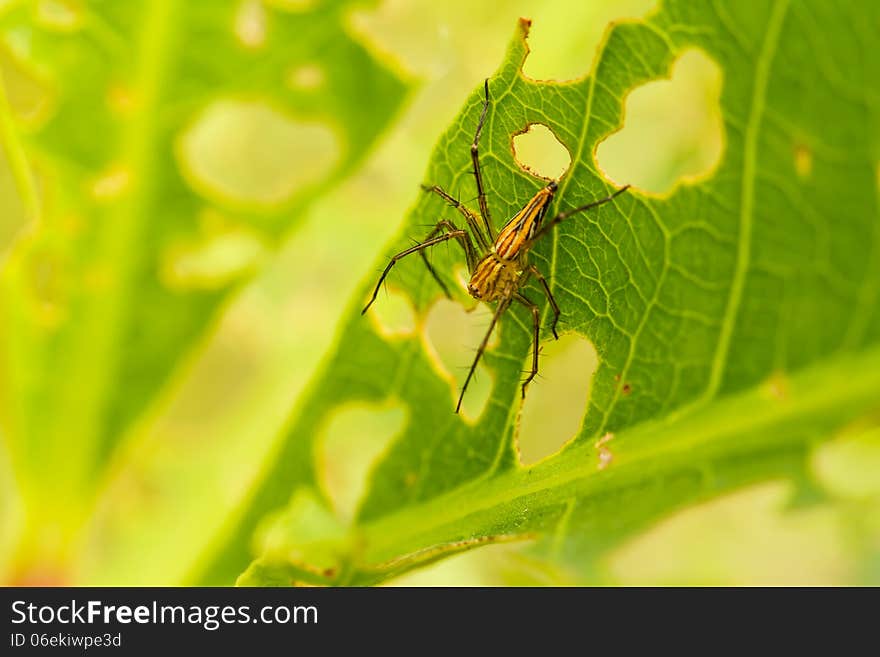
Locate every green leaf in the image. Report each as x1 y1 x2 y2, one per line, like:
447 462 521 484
0 0 409 577
221 0 880 585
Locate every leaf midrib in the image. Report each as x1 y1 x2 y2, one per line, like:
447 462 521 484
46 0 180 503
355 343 880 569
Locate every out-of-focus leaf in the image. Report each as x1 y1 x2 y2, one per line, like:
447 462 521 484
0 0 409 579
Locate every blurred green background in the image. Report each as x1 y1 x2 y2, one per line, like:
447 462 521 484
1 0 877 585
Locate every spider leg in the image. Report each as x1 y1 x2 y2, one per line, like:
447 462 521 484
418 219 479 297
535 185 630 241
362 230 469 315
514 292 541 398
470 79 495 242
420 184 490 252
456 297 509 414
527 264 561 339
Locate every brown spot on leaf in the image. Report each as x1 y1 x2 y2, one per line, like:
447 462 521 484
596 432 615 470
766 371 789 401
794 143 812 178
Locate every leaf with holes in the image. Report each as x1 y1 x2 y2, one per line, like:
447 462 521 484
216 1 878 585
0 0 409 579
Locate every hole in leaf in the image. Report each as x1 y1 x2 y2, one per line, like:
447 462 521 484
423 298 495 421
90 165 131 201
36 0 82 31
177 99 339 207
793 144 812 178
522 0 657 81
452 264 470 295
517 333 598 465
812 425 880 499
317 402 406 522
287 64 325 90
458 362 492 421
0 49 53 125
367 286 417 337
160 217 267 291
234 0 267 49
512 123 570 181
597 48 723 195
254 489 346 572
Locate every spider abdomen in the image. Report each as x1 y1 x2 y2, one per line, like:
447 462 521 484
493 183 556 259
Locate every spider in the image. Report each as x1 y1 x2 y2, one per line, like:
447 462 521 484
363 79 629 413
